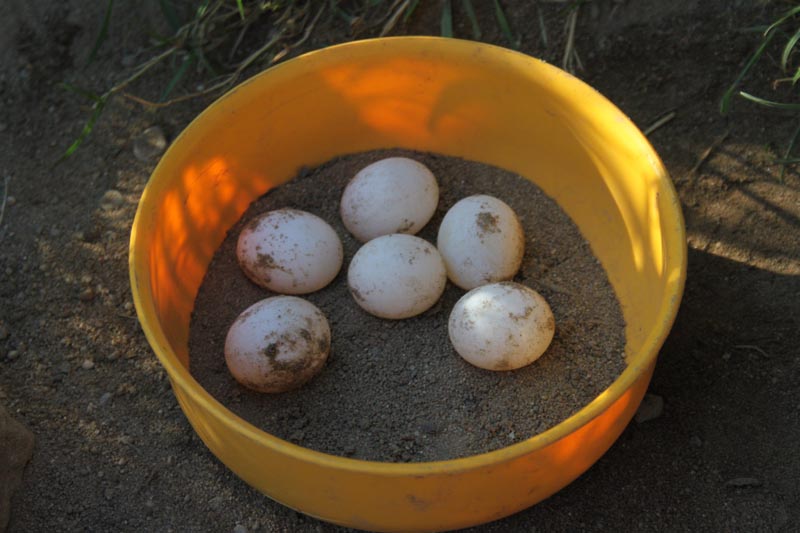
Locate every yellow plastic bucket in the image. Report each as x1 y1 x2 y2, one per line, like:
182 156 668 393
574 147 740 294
129 37 686 532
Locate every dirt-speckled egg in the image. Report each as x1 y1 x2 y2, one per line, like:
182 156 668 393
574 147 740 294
340 157 439 242
448 282 554 371
347 234 446 319
437 194 525 290
236 208 343 294
224 296 331 393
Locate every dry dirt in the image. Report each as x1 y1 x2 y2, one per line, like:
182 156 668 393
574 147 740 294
188 148 626 463
1 0 799 531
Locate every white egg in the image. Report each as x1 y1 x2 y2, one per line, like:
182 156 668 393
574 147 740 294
347 234 446 319
224 296 331 393
340 157 439 242
236 208 343 294
448 282 555 371
437 194 525 290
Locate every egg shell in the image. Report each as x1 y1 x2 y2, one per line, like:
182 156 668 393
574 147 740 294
340 157 439 242
347 234 446 319
448 282 555 371
437 194 525 290
224 296 331 393
236 208 343 294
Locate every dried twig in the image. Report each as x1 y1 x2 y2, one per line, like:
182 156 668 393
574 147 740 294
688 130 730 177
643 111 676 137
0 175 10 228
733 344 770 358
537 279 575 297
273 3 325 63
535 1 549 47
381 0 410 37
562 5 580 73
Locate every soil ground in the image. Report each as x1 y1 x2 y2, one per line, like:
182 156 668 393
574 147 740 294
1 0 798 531
188 148 626 463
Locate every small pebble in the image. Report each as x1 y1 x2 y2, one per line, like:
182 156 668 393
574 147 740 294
233 525 248 533
5 196 14 206
634 393 664 424
104 488 114 500
726 477 762 488
101 189 124 210
689 435 703 448
79 287 96 302
7 350 19 360
133 126 168 162
99 392 113 406
418 421 439 436
82 359 95 370
121 54 137 68
209 496 224 511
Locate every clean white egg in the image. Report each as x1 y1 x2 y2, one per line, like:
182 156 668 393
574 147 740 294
236 208 343 294
340 157 439 242
437 194 524 290
448 282 555 371
224 296 331 393
347 234 446 319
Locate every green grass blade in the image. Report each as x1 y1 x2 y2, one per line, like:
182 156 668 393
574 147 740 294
493 0 517 49
60 82 103 103
334 5 356 25
192 43 218 77
720 30 777 114
86 0 114 67
404 0 420 23
765 5 800 36
160 53 194 101
739 90 800 111
793 67 800 85
195 0 212 18
59 97 108 162
159 0 182 32
441 0 453 38
235 0 245 20
782 27 800 72
462 0 482 40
